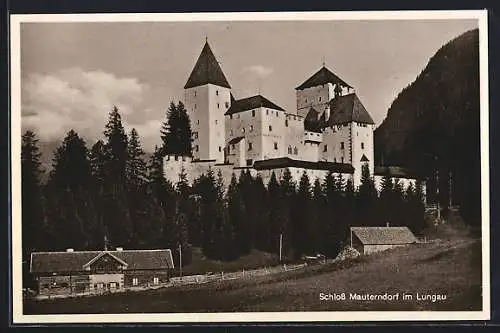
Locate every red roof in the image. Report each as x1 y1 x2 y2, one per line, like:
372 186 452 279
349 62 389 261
184 41 231 89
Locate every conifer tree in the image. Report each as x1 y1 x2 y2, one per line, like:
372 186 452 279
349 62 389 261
126 128 147 187
252 175 270 252
161 101 193 156
267 171 285 255
292 171 312 258
237 170 255 255
21 130 48 256
45 130 97 250
225 173 244 260
310 178 324 254
279 168 296 261
379 174 394 225
322 171 341 257
357 163 378 226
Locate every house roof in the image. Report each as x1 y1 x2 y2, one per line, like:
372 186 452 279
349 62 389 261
30 249 174 273
225 95 285 115
328 93 374 125
296 66 352 90
351 227 417 245
253 157 354 173
228 136 245 145
184 41 231 89
374 166 415 179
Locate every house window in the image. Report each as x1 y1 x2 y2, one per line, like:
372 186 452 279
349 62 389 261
110 282 117 289
252 110 255 117
323 145 328 152
340 142 344 149
248 142 253 151
153 277 159 285
285 120 288 127
216 90 219 96
274 142 278 150
195 145 199 152
246 159 253 166
361 142 364 149
250 125 254 132
269 125 272 132
218 146 222 152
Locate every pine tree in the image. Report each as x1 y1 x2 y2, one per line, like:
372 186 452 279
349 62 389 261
379 174 394 226
161 101 193 156
357 163 378 226
89 140 108 188
126 128 147 187
21 130 47 256
279 168 296 261
225 173 244 260
292 171 312 258
237 170 255 255
310 178 324 254
252 175 270 252
45 130 97 250
104 106 129 183
322 171 341 257
267 171 285 255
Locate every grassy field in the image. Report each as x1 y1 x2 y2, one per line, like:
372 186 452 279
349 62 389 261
24 237 482 313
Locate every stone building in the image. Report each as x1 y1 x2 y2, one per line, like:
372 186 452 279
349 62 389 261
164 40 422 192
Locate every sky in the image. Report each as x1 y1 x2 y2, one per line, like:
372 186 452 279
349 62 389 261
20 18 478 153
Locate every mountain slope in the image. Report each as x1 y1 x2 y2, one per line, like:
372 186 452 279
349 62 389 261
374 29 480 225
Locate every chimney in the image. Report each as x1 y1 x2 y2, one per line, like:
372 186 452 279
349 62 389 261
116 247 123 252
66 248 74 252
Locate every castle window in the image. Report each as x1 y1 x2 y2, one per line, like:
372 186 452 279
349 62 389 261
246 159 253 166
274 142 278 150
230 129 233 136
305 98 308 103
266 109 269 115
153 277 159 285
197 120 200 125
193 132 198 139
285 120 288 127
216 90 219 96
225 101 229 108
323 145 328 152
250 125 254 132
215 120 218 124
341 157 344 163
276 112 279 117
195 104 197 109
269 125 272 132
230 114 233 119
194 91 197 97
231 144 235 150
340 142 344 150
288 146 292 154
195 145 199 152
242 128 245 133
248 143 253 151
132 278 138 286
217 103 220 108
252 110 255 117
219 146 222 152
319 97 322 102
294 147 298 155
361 142 364 149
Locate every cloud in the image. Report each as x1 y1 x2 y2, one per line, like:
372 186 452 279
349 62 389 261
21 68 155 147
242 65 274 78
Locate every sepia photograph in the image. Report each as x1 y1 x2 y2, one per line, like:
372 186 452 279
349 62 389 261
10 10 490 323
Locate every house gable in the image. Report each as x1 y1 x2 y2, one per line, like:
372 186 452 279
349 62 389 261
83 252 129 272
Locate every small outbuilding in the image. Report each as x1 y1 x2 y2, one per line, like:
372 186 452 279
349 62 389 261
349 226 418 255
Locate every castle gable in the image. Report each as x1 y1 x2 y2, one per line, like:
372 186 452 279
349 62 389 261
225 95 285 115
184 41 231 89
328 93 374 125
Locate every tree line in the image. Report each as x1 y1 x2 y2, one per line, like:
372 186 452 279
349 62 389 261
22 101 426 273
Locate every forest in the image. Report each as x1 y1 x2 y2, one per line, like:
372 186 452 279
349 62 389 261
22 100 426 281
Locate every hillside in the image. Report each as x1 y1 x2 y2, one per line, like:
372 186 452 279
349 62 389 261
374 29 480 225
24 238 481 313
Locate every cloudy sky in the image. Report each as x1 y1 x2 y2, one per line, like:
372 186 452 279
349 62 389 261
20 17 478 153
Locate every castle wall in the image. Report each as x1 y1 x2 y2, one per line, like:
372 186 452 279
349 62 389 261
284 114 303 158
258 167 353 188
296 84 333 118
226 137 247 167
351 122 375 187
261 108 286 160
321 124 352 164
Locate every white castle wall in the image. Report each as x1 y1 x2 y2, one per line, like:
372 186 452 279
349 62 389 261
258 167 353 188
321 124 352 164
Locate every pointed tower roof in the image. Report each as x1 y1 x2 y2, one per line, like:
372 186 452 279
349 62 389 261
296 65 352 90
184 41 231 89
328 93 374 125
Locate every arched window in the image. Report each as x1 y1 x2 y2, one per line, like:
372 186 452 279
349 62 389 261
288 146 292 154
293 147 298 155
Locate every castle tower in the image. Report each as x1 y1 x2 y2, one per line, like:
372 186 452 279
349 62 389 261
295 65 353 118
184 41 231 163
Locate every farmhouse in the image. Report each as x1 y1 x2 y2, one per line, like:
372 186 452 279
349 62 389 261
350 226 418 255
30 248 174 297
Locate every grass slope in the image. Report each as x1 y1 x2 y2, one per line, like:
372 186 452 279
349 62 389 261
24 238 482 314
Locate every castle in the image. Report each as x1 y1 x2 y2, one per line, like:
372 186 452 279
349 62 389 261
164 40 420 192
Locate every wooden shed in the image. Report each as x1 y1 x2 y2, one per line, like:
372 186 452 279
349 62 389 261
350 226 417 255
